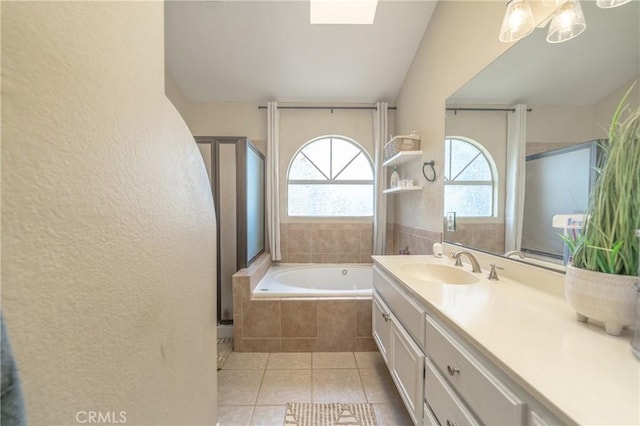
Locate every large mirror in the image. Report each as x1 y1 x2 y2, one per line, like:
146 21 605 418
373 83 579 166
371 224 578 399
444 0 639 268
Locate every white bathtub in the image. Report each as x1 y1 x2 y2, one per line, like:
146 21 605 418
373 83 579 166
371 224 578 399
253 263 373 298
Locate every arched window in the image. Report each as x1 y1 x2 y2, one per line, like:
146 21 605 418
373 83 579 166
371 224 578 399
444 136 497 217
287 135 373 217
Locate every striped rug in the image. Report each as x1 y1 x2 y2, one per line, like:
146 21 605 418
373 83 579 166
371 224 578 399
284 402 378 426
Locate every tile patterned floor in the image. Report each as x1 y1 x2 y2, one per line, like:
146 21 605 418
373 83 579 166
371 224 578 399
217 351 413 426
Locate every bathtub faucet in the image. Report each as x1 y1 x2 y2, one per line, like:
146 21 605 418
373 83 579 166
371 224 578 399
452 251 482 273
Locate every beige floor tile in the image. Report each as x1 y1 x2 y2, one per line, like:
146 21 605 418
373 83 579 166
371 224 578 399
217 406 254 426
250 405 286 425
312 352 357 369
359 367 403 404
372 402 413 426
218 370 264 406
266 352 312 370
256 369 312 405
312 369 366 403
354 351 386 369
222 352 270 370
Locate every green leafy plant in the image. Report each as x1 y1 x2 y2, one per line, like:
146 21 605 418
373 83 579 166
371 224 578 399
562 83 640 276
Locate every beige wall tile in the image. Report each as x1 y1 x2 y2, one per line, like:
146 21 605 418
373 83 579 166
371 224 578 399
281 300 318 338
243 300 281 338
280 338 319 352
288 253 313 263
356 338 378 352
287 229 312 253
316 337 356 352
311 229 339 254
238 338 282 353
338 230 361 254
356 300 372 337
360 228 374 254
318 300 355 338
311 253 342 263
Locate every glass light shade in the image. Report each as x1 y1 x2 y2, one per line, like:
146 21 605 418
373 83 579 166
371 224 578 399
596 0 632 8
499 0 536 42
546 0 587 43
542 0 567 7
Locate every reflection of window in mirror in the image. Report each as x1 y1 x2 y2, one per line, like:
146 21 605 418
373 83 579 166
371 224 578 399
444 137 497 217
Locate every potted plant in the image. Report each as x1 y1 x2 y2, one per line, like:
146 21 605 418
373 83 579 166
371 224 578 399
562 83 640 336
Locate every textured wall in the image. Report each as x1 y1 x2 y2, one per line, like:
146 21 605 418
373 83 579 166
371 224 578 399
2 2 218 424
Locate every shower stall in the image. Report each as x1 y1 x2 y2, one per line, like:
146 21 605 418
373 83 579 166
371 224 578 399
195 136 265 330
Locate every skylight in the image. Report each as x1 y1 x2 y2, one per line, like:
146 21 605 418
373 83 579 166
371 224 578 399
310 0 378 25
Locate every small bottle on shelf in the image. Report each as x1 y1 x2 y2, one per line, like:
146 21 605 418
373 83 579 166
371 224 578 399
390 166 400 187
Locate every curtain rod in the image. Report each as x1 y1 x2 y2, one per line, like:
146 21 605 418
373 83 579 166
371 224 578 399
446 107 532 113
258 105 397 111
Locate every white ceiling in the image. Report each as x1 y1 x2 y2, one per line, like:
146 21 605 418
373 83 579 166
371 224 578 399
165 0 438 103
448 0 640 106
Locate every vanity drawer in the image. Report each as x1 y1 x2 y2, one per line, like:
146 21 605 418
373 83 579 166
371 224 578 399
425 315 526 425
373 266 426 349
424 356 479 426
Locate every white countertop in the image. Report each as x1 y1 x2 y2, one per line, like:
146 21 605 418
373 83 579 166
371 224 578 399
372 255 640 426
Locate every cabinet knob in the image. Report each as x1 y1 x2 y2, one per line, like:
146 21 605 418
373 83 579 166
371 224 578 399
382 312 390 322
447 365 460 376
446 420 458 426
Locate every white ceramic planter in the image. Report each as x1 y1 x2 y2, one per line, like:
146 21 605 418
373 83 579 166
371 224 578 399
565 265 639 335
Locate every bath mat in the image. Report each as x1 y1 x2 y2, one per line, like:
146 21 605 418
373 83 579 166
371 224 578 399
216 338 233 370
284 402 378 426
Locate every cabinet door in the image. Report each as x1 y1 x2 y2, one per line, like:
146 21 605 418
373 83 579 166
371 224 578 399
373 293 392 363
390 316 424 425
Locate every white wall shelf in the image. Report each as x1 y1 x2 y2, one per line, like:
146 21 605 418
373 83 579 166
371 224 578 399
383 186 423 194
382 151 422 167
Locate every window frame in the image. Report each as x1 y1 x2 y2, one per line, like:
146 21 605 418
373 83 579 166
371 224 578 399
443 136 498 218
286 135 374 218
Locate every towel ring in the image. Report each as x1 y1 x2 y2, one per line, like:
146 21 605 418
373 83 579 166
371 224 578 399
422 161 436 182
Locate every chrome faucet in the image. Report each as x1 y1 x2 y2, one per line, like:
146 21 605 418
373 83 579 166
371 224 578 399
452 251 482 273
504 250 526 259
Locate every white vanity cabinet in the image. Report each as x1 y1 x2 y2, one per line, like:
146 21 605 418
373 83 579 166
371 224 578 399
372 263 562 426
372 269 425 425
424 315 526 425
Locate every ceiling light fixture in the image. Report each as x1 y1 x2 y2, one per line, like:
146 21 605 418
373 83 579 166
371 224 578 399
596 0 632 8
499 0 536 43
546 0 587 43
310 0 378 25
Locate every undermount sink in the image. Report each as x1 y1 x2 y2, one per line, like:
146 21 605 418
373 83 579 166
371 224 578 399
400 263 480 285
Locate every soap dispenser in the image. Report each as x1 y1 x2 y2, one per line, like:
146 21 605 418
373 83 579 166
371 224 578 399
390 166 400 187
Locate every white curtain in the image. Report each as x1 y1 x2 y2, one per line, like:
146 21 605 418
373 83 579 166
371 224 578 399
266 101 281 261
373 102 388 255
504 104 527 253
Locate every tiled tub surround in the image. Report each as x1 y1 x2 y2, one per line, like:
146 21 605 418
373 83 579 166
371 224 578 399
279 223 373 263
233 254 376 352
